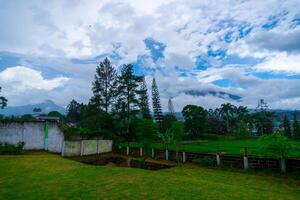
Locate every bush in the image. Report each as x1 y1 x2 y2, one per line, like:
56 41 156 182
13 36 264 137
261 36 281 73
193 156 217 167
260 130 291 158
0 142 24 155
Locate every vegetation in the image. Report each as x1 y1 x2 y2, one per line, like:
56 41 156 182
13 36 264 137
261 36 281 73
1 152 300 200
122 138 300 158
0 86 7 109
0 142 24 155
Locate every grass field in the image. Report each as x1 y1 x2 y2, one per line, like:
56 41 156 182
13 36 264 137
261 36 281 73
122 139 300 158
1 152 300 199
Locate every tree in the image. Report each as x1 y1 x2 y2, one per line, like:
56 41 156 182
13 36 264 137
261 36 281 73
161 114 177 133
253 99 275 135
48 111 64 119
152 78 163 127
282 115 291 137
90 58 117 113
207 108 226 135
137 77 151 119
114 64 143 135
292 113 300 138
168 121 184 162
182 105 208 138
168 98 175 115
0 87 7 109
220 103 237 133
33 107 42 116
133 118 158 153
66 100 82 123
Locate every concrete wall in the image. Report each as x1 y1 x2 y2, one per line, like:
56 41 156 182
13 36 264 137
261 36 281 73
0 121 64 152
63 140 113 157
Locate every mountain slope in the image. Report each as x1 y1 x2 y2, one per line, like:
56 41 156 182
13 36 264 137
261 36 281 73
0 100 66 116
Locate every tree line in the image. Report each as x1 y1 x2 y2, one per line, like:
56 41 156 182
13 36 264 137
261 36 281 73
64 58 300 142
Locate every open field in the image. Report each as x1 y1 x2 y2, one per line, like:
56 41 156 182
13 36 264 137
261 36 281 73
1 152 300 199
122 139 300 158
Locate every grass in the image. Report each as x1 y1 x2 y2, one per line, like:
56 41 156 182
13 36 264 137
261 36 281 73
121 139 300 158
1 152 300 199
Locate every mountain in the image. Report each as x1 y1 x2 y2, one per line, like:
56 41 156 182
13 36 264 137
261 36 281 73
0 100 66 116
184 90 242 101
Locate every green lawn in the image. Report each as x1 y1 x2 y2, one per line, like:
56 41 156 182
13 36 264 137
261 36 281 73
122 139 300 158
1 152 300 199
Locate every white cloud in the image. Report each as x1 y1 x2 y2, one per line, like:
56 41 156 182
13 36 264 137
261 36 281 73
0 66 69 92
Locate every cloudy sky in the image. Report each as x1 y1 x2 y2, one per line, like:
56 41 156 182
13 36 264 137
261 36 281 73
0 0 300 111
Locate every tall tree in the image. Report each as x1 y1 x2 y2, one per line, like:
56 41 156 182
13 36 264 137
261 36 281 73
220 103 237 133
182 105 208 138
152 78 163 127
138 77 151 119
114 64 142 137
292 113 300 138
168 98 175 115
91 58 117 113
283 115 291 137
66 99 82 123
0 87 7 109
253 99 275 135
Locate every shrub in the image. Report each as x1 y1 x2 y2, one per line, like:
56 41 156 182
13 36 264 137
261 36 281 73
193 156 217 167
0 142 24 155
260 130 291 158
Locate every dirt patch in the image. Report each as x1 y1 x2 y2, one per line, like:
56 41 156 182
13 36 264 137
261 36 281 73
68 153 176 170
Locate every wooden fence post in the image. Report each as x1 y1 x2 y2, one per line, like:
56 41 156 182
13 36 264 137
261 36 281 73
182 152 186 163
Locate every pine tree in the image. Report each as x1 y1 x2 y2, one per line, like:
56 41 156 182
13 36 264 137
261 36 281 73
152 78 163 127
292 113 300 138
138 77 151 119
168 98 175 115
283 115 291 137
91 57 117 113
116 64 142 120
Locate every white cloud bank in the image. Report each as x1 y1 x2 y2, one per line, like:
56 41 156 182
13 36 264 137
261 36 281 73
0 66 69 92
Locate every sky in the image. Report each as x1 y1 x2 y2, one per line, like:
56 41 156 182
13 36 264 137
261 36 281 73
0 0 300 111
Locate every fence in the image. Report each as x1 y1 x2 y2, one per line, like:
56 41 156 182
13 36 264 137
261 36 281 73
62 140 113 157
118 146 300 173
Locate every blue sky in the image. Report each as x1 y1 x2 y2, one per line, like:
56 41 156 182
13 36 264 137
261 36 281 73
0 0 300 110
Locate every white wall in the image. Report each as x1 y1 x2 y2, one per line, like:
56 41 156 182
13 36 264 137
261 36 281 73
0 121 64 152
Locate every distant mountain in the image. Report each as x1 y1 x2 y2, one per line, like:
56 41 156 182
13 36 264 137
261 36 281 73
184 90 242 101
0 100 66 116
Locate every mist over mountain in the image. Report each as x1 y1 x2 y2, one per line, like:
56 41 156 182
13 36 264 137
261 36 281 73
0 100 65 116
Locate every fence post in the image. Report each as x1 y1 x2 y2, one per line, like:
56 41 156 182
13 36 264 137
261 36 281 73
97 140 100 154
280 157 286 173
80 140 84 156
165 149 169 160
61 141 65 157
216 154 220 166
126 146 129 155
182 152 186 163
243 147 249 169
243 156 249 169
151 148 154 158
140 147 143 157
